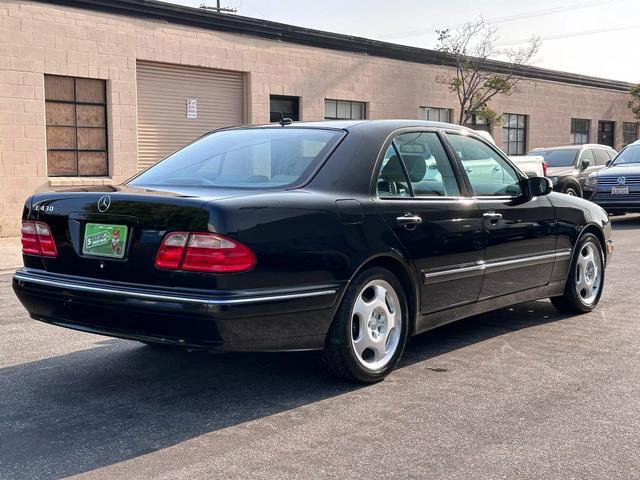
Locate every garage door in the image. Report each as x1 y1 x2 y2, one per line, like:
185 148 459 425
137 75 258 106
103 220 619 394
136 61 245 170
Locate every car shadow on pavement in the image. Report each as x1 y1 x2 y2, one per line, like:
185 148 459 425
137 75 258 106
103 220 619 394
0 300 568 479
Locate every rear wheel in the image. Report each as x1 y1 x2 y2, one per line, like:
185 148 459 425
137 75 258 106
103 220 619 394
551 233 604 313
322 267 409 383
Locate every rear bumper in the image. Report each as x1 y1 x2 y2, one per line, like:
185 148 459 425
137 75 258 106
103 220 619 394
12 268 342 351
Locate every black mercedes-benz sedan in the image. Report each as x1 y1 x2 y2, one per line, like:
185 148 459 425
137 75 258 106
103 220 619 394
13 120 613 383
584 140 640 215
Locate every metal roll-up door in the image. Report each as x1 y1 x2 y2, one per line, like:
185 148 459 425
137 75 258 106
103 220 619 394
136 61 245 170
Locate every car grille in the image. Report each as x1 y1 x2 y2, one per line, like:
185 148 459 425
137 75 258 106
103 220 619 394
592 192 640 201
598 176 640 186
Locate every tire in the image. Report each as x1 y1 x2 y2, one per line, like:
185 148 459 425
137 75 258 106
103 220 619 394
564 184 581 197
551 233 605 313
321 267 409 383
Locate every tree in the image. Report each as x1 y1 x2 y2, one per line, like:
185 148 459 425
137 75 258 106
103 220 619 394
629 85 640 120
436 19 541 126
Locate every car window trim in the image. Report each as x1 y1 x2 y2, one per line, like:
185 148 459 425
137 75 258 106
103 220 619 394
371 127 470 201
441 129 527 200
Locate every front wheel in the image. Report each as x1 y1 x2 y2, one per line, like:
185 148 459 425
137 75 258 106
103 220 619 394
551 233 604 313
322 267 409 383
564 185 581 197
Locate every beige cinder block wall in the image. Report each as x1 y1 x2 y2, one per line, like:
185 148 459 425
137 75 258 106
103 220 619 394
0 0 636 236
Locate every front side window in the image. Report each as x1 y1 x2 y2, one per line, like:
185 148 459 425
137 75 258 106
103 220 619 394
44 75 108 177
449 133 522 197
324 99 366 120
502 113 527 155
419 107 451 123
377 132 460 198
623 122 639 146
580 148 595 165
571 118 590 145
593 148 611 166
129 128 343 188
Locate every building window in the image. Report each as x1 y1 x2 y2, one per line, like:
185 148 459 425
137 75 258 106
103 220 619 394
324 99 366 120
623 122 639 146
44 75 108 177
502 113 527 155
419 107 451 123
570 118 590 145
270 95 299 122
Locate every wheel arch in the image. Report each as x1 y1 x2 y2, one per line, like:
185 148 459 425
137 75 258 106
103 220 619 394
563 179 583 197
347 254 420 336
579 223 607 264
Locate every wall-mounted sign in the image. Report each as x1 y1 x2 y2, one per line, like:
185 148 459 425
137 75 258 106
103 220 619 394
186 98 197 119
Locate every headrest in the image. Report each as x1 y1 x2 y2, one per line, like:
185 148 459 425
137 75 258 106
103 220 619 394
381 156 407 182
401 154 427 182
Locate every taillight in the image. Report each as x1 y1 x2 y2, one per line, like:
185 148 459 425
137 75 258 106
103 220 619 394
155 232 256 273
21 221 58 257
542 160 549 177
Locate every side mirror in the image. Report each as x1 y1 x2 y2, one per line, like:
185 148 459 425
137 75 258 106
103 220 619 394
605 159 613 167
581 159 592 170
522 176 552 197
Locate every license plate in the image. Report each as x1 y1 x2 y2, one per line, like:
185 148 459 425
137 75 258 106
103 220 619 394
611 186 629 195
83 223 128 258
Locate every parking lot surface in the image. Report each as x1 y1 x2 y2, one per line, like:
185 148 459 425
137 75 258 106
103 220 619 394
1 216 639 480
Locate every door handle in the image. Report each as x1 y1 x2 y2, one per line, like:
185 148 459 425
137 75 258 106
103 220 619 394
483 212 503 224
396 213 423 226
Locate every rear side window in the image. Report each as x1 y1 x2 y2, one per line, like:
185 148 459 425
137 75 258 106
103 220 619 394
376 132 460 198
129 128 343 188
448 133 522 197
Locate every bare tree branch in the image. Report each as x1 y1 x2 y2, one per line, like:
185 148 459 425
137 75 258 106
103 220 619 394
436 18 541 128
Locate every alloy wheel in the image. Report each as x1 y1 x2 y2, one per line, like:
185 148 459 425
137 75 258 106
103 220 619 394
350 279 402 371
575 242 602 305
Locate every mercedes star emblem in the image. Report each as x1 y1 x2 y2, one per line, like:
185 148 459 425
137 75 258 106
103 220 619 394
97 195 111 213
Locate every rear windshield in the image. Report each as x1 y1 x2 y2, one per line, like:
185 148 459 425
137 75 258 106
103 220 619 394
613 145 640 165
529 149 578 167
129 128 343 188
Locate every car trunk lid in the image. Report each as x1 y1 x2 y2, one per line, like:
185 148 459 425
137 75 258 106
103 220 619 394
27 185 254 288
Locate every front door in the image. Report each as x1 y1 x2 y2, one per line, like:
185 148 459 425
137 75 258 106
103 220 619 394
445 132 557 300
598 121 615 148
374 130 485 314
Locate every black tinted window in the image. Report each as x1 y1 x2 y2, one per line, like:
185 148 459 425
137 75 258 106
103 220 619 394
129 128 343 188
531 149 578 167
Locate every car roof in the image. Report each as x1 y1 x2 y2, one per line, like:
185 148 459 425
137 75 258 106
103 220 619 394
245 119 468 132
532 144 615 151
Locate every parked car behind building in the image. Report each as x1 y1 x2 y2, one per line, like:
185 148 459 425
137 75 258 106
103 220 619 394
528 144 617 197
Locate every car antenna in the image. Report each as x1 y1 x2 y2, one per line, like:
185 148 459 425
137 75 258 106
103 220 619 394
278 112 293 127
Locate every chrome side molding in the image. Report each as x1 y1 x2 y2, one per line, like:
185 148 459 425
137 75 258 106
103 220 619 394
423 250 572 285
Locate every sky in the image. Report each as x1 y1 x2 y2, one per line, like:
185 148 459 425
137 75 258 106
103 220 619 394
160 0 639 83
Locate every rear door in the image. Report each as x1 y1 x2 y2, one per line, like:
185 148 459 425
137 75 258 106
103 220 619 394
445 132 557 300
374 130 485 314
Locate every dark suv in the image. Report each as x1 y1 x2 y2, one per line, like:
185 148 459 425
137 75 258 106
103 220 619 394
528 144 617 197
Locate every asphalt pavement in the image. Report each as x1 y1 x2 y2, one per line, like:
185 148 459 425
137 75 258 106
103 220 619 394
1 215 639 479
